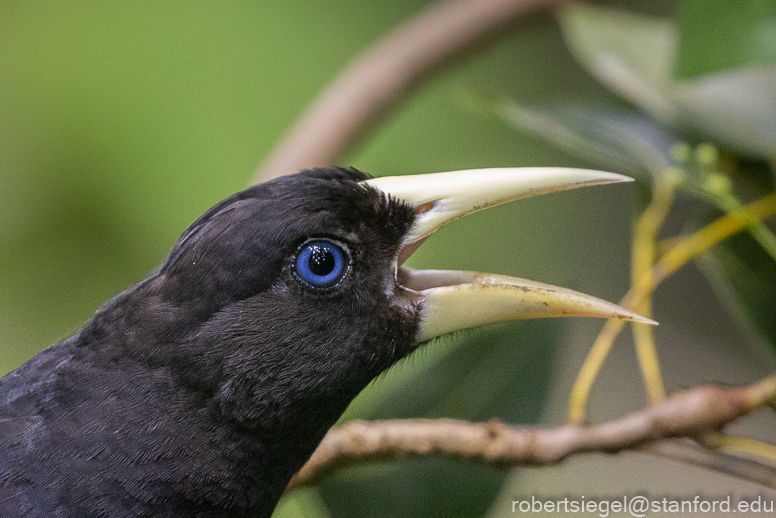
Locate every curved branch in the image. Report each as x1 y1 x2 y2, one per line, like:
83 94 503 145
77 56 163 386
253 0 571 183
287 375 776 492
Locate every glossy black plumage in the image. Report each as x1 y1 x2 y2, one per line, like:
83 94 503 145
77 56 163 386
0 168 421 517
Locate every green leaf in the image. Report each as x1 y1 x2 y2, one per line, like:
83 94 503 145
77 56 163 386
675 0 776 79
672 68 776 157
492 99 677 180
698 228 776 355
559 4 678 123
558 3 776 159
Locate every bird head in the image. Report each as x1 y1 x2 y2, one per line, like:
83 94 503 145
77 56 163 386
116 166 651 441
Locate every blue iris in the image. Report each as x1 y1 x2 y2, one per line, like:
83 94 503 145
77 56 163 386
295 240 349 288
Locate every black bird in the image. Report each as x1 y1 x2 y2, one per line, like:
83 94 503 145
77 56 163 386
0 167 652 517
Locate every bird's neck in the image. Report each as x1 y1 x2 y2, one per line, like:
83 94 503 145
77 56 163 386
70 275 418 514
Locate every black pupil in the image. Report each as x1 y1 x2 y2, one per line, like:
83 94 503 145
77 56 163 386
308 246 335 276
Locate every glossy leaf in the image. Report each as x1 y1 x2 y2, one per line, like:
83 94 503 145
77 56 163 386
672 68 776 157
559 4 678 123
559 3 776 158
492 99 676 181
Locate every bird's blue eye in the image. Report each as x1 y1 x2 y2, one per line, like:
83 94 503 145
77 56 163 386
295 240 349 289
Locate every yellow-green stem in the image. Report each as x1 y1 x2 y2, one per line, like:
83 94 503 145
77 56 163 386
710 435 776 464
714 194 776 262
631 175 675 406
568 192 776 425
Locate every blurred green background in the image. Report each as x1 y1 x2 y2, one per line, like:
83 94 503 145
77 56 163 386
0 0 652 381
2 1 774 517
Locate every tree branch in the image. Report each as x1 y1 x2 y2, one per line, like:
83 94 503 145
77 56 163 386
253 0 571 183
287 374 776 492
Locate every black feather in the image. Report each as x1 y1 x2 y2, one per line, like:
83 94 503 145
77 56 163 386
0 168 419 517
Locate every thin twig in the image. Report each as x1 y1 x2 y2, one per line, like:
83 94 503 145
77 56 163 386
252 0 571 183
287 375 776 492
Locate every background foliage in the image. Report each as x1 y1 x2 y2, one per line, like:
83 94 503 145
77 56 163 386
1 1 774 517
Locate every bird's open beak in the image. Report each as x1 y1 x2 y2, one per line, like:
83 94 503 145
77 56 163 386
363 168 656 344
